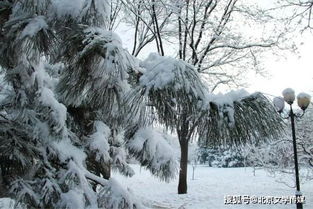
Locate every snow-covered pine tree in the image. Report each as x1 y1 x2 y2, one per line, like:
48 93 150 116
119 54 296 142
133 53 284 194
0 0 177 208
0 1 64 206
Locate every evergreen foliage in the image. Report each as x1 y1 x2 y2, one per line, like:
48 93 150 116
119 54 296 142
0 1 177 208
199 92 285 146
197 146 246 168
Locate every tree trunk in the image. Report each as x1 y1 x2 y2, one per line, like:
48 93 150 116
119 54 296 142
178 139 189 194
102 163 111 179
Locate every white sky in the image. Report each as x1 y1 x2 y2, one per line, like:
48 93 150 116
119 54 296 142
244 0 313 98
246 31 313 97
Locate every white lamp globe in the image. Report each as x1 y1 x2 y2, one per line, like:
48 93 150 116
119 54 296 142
273 96 285 113
297 93 311 110
282 88 295 105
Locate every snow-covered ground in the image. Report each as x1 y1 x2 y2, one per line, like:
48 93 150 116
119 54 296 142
113 165 313 209
1 165 311 209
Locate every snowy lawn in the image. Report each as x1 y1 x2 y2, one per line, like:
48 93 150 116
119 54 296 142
113 165 313 209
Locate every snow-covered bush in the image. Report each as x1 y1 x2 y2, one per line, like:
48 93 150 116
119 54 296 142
243 140 293 169
197 146 246 168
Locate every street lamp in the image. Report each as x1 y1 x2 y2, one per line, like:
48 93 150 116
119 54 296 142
273 88 311 209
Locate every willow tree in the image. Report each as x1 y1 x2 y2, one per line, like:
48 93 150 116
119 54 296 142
134 53 284 194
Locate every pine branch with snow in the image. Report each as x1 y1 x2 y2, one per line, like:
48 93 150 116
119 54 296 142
198 92 285 146
0 1 149 208
127 127 178 182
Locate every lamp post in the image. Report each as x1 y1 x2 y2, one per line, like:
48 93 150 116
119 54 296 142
274 88 311 209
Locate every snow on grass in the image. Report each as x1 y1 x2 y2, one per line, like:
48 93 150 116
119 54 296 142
113 165 313 209
2 165 312 209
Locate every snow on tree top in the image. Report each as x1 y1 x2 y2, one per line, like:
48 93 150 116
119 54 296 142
140 53 185 89
210 89 249 106
139 53 206 99
139 53 251 108
209 89 250 126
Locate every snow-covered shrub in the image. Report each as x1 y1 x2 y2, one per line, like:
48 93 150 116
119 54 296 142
197 146 246 168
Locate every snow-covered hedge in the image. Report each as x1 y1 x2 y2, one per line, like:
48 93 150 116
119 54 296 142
197 146 246 168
